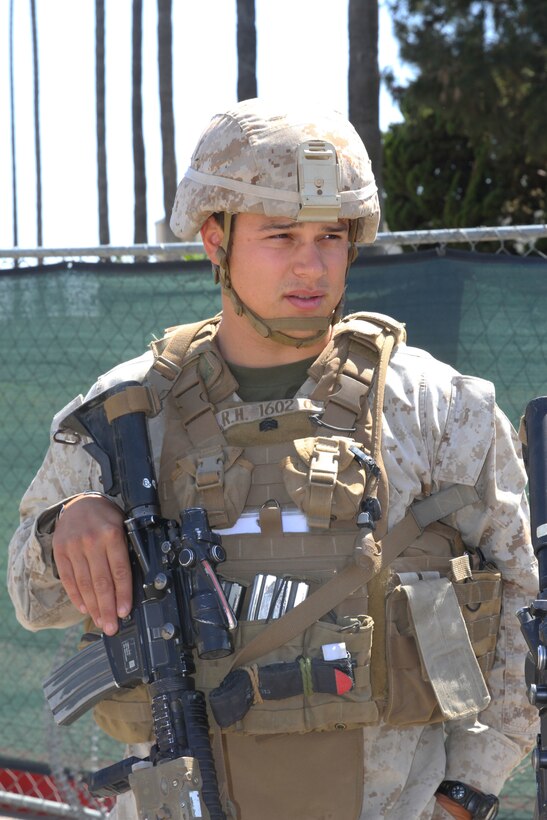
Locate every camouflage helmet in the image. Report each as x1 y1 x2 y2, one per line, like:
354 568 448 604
170 98 380 243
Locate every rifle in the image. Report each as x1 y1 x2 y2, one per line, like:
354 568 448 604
43 381 237 820
517 396 547 820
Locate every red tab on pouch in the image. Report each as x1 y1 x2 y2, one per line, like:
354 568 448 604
334 669 353 695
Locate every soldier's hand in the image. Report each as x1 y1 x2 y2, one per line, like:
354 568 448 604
52 494 130 636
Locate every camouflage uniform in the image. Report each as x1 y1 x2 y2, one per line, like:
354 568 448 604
6 100 539 818
8 336 537 818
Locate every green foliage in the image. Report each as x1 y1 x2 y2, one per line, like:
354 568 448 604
383 0 547 230
383 113 546 230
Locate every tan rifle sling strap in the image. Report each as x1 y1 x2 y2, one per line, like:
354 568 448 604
228 483 480 671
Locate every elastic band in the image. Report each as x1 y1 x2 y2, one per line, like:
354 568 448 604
185 166 378 205
244 663 264 705
299 656 314 698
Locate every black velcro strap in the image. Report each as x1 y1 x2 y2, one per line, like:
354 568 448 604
209 657 354 729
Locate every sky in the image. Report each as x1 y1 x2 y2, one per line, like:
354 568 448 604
0 0 412 250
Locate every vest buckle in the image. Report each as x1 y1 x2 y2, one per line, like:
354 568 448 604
196 450 225 491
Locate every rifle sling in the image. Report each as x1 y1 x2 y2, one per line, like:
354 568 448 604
229 484 479 671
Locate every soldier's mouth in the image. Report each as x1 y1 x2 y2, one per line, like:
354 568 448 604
285 293 324 310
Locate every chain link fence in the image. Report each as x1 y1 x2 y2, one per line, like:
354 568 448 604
1 227 546 818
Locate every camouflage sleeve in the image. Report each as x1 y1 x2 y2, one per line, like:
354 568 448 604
435 386 538 794
7 352 156 632
7 426 111 632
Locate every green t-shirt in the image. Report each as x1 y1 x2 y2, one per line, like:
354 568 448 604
227 357 316 402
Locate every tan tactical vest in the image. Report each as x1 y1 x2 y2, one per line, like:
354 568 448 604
146 313 499 725
91 312 502 820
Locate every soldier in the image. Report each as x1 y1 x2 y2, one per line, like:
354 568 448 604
8 99 537 819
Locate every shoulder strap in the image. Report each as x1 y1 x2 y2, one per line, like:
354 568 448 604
335 312 405 464
147 316 221 399
151 316 238 525
337 311 406 349
315 313 404 538
229 484 479 670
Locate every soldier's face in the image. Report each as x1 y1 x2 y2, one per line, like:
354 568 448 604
225 213 349 323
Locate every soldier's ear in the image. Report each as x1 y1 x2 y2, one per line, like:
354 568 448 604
200 216 225 265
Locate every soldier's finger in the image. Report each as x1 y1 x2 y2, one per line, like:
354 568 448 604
52 549 90 617
106 540 133 620
85 550 119 635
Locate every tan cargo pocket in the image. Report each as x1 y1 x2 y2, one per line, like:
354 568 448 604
281 436 367 528
384 568 501 727
171 444 253 528
384 581 441 726
197 617 378 735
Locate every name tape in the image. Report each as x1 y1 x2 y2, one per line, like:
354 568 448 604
216 398 323 430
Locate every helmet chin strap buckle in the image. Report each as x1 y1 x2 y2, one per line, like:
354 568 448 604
297 141 341 222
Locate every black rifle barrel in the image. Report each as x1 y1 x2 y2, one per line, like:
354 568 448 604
524 397 547 589
522 397 547 820
108 408 228 819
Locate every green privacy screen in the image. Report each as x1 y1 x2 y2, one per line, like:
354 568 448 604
0 249 545 814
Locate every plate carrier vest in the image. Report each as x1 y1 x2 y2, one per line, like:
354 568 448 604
89 312 502 820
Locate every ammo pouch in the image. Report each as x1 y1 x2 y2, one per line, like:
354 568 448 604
171 445 253 529
383 550 501 727
197 616 378 735
282 436 368 529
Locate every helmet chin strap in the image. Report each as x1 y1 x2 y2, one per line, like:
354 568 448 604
213 214 359 349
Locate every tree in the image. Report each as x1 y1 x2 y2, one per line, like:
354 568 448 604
132 0 147 244
236 0 257 101
95 0 110 245
388 0 547 165
383 112 508 230
157 0 177 241
348 0 383 226
384 0 547 230
30 0 42 246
